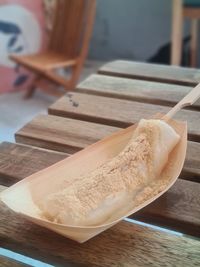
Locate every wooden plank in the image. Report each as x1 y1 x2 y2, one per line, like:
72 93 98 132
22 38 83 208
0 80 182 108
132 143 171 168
181 141 200 181
98 60 200 86
133 179 200 237
0 144 200 237
77 74 200 111
14 115 200 183
48 92 200 142
0 142 67 186
15 115 119 154
0 256 30 267
0 201 200 267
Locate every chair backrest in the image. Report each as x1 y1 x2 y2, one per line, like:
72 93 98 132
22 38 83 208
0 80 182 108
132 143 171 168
49 0 96 59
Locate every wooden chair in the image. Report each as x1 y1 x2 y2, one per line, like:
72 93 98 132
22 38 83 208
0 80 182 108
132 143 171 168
171 0 200 67
10 0 96 98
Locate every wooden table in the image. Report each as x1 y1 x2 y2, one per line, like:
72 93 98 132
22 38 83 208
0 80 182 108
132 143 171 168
1 60 200 266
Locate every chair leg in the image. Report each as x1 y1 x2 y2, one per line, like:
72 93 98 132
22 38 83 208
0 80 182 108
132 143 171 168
36 79 65 97
171 0 183 65
24 76 40 99
24 83 37 99
190 19 198 67
68 63 84 90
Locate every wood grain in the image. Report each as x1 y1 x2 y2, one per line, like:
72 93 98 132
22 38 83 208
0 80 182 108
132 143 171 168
49 92 200 142
0 142 67 186
77 74 200 110
171 0 183 65
0 256 29 267
14 114 200 183
15 115 118 154
0 201 200 267
132 179 200 237
99 60 200 86
181 140 200 181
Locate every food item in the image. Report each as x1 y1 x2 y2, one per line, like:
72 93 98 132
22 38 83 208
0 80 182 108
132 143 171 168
39 119 180 226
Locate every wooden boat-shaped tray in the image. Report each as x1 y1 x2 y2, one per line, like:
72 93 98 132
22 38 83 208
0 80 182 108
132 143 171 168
0 115 187 243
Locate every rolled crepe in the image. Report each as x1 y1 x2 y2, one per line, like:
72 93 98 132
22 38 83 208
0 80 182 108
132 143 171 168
39 119 180 226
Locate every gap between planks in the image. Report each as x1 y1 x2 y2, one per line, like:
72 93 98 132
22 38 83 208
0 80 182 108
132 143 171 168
0 255 30 267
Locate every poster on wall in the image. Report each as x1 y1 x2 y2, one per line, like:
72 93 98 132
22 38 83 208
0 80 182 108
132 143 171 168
0 0 48 93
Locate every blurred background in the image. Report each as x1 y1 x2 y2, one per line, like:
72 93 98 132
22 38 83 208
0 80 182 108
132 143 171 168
91 0 190 63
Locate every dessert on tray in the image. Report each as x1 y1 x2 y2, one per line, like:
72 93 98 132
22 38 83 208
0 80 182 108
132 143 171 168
39 119 180 226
